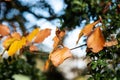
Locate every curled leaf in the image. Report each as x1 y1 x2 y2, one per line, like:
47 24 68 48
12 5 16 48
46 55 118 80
87 27 105 53
53 28 65 49
0 24 10 36
76 20 100 44
26 28 40 42
34 28 51 43
49 47 72 67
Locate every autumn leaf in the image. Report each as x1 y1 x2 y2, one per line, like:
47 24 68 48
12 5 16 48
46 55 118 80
11 32 21 40
0 24 10 36
76 20 100 44
49 47 72 67
26 28 40 42
44 59 51 71
7 40 21 56
53 28 65 49
3 37 16 49
19 37 27 48
87 27 105 53
7 37 27 56
102 2 111 14
29 45 39 52
104 39 118 47
34 28 51 43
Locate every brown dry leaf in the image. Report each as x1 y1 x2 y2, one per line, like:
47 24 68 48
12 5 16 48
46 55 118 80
102 2 111 14
104 39 118 47
0 24 10 36
44 59 51 71
87 27 105 53
34 28 51 43
76 20 100 44
29 45 39 52
53 28 65 49
49 47 72 67
117 4 120 14
11 32 21 40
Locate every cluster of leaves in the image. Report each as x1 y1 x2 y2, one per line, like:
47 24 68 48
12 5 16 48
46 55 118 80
0 24 51 56
1 0 120 80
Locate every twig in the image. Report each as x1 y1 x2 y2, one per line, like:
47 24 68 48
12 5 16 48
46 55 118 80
70 44 87 50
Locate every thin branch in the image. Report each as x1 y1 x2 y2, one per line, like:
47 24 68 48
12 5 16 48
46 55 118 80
70 44 87 50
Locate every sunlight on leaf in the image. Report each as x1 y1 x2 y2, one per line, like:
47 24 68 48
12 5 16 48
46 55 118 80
49 47 72 67
26 28 40 42
34 28 51 43
76 20 100 44
87 27 105 53
0 24 10 36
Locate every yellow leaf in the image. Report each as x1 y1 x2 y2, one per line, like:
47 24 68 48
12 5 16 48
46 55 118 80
49 47 72 67
76 20 100 44
26 28 40 42
3 37 16 49
8 40 20 56
87 27 105 53
19 37 27 48
34 28 51 43
0 24 10 36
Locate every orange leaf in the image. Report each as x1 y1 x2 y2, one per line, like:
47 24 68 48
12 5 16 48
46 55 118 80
0 24 10 36
53 28 65 49
34 28 51 43
49 47 72 67
76 20 100 44
44 59 51 71
104 39 118 47
11 32 21 40
87 27 105 53
29 45 39 52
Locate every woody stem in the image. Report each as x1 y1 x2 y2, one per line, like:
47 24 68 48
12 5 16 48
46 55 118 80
70 44 87 50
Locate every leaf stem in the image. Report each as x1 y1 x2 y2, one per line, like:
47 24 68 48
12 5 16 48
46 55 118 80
70 44 87 50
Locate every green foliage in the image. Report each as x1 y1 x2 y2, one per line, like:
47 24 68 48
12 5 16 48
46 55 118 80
0 56 46 80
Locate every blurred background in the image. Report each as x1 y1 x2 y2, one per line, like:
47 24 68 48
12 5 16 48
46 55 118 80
0 0 120 80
